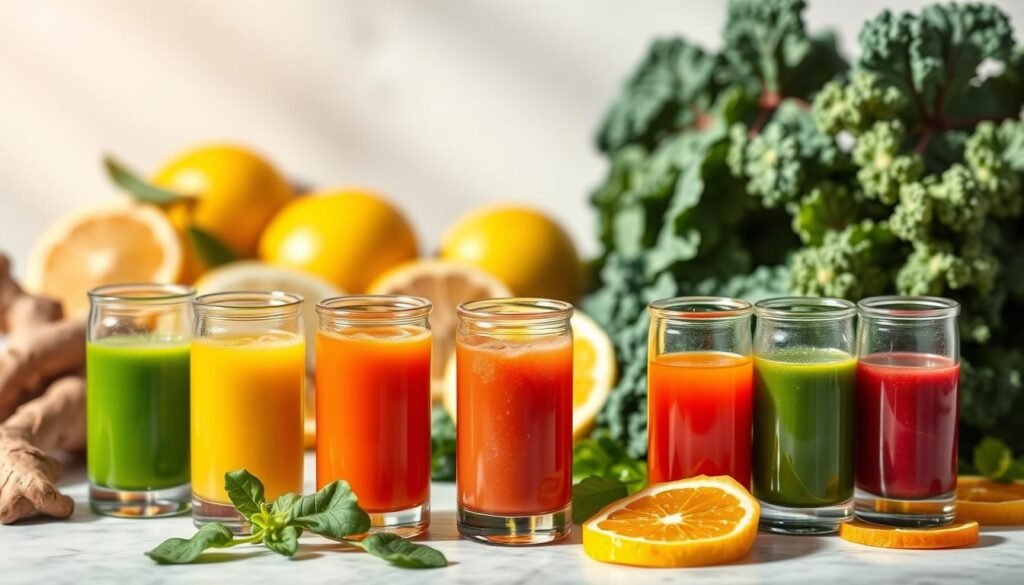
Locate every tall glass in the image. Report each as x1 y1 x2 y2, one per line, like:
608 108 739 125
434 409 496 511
753 297 856 534
647 297 753 488
855 296 960 527
456 298 573 545
316 295 432 537
87 283 193 517
191 292 305 531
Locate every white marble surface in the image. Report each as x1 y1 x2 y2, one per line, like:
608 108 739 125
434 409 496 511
1 453 1021 584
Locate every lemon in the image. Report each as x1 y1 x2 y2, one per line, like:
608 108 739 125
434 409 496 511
259 189 418 293
26 203 183 315
368 259 511 402
442 309 615 439
440 205 582 302
153 144 295 280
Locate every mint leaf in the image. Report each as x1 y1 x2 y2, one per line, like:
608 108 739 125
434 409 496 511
264 525 301 557
573 437 648 494
974 437 1013 480
225 469 267 518
351 533 447 569
104 156 187 205
271 492 300 517
146 522 235 564
572 476 628 524
290 480 370 539
187 225 238 268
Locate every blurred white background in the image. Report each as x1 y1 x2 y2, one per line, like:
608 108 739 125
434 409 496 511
2 0 1022 276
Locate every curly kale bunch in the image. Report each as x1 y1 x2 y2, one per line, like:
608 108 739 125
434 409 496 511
586 0 1024 458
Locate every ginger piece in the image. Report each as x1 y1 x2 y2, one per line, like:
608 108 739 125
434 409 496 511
0 319 85 419
0 375 84 523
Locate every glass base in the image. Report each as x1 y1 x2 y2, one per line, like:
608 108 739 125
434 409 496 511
192 495 249 534
854 488 955 527
364 502 430 538
457 503 571 545
90 482 190 518
758 497 853 534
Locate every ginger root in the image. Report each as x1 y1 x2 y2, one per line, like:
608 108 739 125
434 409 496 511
0 254 86 523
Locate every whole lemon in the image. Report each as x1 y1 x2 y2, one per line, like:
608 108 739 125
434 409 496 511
153 144 294 280
259 189 418 293
440 205 581 302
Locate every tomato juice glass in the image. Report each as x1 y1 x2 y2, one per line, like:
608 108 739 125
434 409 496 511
316 295 432 537
855 296 960 527
647 297 753 489
456 298 573 545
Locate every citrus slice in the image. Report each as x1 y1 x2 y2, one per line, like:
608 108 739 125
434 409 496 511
367 259 511 402
441 309 616 440
955 475 1024 525
839 520 979 549
582 475 759 568
27 203 183 315
195 260 341 449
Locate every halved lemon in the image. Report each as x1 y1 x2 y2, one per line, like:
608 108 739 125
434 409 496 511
367 259 511 402
839 520 979 549
955 476 1024 525
582 475 760 567
195 260 341 449
27 203 183 315
441 309 616 439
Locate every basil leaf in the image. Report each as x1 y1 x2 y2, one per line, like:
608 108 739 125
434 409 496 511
225 469 267 519
187 225 238 268
572 476 628 524
290 480 370 539
974 437 1013 480
146 522 235 564
104 156 187 205
263 525 301 557
351 533 447 569
271 492 300 517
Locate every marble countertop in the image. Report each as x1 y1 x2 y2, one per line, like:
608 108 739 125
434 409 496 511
1 453 1021 585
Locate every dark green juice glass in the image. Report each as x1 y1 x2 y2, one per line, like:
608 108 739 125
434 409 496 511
753 297 856 534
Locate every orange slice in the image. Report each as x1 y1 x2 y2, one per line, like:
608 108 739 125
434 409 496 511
583 475 759 567
839 520 979 549
956 475 1024 525
367 259 511 402
441 309 616 440
27 203 183 315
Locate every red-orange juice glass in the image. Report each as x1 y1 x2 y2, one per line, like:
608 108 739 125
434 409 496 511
316 295 432 537
456 298 573 545
647 297 753 489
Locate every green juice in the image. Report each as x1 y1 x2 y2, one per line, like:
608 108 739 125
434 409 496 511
86 337 190 490
753 347 855 507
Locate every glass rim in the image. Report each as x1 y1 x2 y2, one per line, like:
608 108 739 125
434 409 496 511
317 295 432 320
647 296 752 320
193 290 303 311
754 296 856 321
457 297 573 321
88 283 195 303
858 295 960 320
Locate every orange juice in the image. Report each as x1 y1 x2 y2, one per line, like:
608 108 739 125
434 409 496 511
457 336 573 516
316 326 431 513
191 331 305 503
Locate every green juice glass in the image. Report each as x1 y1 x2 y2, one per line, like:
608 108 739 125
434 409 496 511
753 297 856 534
87 283 193 517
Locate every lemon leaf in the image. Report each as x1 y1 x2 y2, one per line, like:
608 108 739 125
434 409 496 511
104 156 188 205
187 226 237 268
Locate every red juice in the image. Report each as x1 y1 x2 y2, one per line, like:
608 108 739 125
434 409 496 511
855 353 959 500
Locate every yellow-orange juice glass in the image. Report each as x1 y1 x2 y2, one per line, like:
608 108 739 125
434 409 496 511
191 291 305 531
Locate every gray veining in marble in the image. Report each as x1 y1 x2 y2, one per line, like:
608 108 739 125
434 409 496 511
1 454 1021 584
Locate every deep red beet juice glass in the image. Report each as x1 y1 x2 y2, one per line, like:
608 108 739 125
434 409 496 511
854 296 960 527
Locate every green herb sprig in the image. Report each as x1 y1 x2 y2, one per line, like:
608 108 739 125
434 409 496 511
146 470 447 568
570 436 648 523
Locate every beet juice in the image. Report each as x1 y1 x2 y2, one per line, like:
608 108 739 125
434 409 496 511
854 297 960 527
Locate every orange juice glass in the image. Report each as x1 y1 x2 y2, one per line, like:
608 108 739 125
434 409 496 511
316 295 432 537
191 292 305 532
647 297 753 489
456 298 573 545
